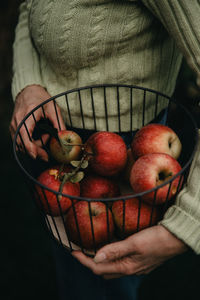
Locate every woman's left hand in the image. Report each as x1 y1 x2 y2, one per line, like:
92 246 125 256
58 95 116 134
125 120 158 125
72 225 187 280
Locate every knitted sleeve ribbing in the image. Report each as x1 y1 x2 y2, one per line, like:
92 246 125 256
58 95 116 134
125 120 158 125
12 1 44 101
141 0 200 88
160 130 200 254
141 0 200 254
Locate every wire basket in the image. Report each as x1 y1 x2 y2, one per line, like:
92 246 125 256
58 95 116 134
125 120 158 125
13 84 198 256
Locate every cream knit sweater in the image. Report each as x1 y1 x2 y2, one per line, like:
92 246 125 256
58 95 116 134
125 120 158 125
12 0 200 253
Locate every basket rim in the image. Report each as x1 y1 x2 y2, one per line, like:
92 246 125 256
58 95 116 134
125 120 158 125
13 84 199 202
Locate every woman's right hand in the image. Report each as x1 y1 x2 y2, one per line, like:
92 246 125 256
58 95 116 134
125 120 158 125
10 84 66 161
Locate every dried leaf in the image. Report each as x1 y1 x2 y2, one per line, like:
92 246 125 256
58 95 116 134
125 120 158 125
70 159 88 169
70 160 81 167
80 160 88 169
70 171 84 183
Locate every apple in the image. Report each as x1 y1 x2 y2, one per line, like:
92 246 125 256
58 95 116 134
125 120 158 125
80 174 120 199
50 130 83 163
65 201 114 250
35 166 80 216
85 131 127 177
129 153 182 205
112 196 161 238
122 148 135 183
131 123 182 160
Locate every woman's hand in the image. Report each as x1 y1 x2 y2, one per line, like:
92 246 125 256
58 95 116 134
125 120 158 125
72 225 188 280
10 84 66 161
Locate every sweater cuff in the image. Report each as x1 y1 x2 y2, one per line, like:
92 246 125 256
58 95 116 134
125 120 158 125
12 68 44 101
160 129 200 254
159 205 200 254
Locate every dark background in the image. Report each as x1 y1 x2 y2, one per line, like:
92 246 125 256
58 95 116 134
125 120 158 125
1 1 200 300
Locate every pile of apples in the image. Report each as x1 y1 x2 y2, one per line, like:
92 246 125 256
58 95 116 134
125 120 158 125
35 123 183 250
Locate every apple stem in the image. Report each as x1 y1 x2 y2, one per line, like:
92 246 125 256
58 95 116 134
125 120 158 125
58 153 88 200
69 143 85 147
58 135 84 153
84 151 94 157
70 153 87 175
58 164 65 177
58 172 71 201
58 135 94 158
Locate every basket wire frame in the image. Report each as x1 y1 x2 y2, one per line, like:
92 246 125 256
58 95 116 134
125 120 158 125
13 84 198 255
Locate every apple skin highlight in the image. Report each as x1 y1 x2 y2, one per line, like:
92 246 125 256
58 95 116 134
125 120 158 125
131 123 182 160
130 153 182 205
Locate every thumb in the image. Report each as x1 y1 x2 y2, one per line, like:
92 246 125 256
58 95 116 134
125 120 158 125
94 237 135 264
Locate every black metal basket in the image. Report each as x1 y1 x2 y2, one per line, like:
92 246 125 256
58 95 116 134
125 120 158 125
13 84 198 256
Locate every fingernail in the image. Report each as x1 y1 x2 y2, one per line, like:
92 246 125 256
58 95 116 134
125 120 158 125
30 152 36 159
94 252 107 263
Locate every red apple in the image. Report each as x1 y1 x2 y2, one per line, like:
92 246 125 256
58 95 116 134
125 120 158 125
129 153 182 205
36 166 80 216
85 131 127 177
50 130 83 163
131 124 182 160
65 201 114 250
80 174 120 199
112 197 161 238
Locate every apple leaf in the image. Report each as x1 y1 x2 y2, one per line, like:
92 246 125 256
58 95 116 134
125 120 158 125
70 160 81 167
80 160 88 169
70 171 84 183
70 160 88 169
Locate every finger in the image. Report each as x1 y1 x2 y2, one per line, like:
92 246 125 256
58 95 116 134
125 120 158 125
9 123 16 141
9 129 14 141
16 142 24 152
47 104 66 131
72 251 95 268
18 124 38 159
10 111 30 149
72 251 137 276
33 134 50 147
10 120 24 152
23 131 49 161
12 112 49 161
36 146 49 162
17 108 47 158
9 114 19 141
18 131 48 161
72 251 110 275
71 251 121 275
94 237 135 264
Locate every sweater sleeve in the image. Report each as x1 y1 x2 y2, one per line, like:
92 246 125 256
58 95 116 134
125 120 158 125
160 130 200 254
140 0 200 88
140 0 200 254
12 1 44 101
